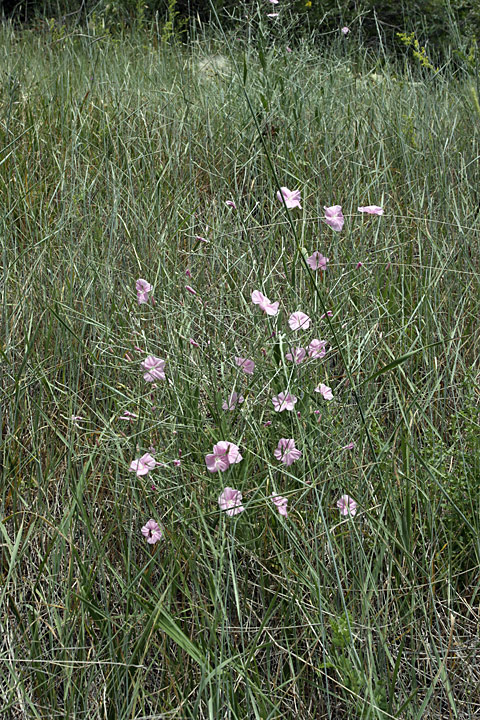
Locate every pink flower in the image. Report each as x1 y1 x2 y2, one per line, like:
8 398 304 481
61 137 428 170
129 453 157 476
288 311 311 331
225 200 237 209
205 442 243 473
235 356 255 375
173 459 181 467
274 438 302 466
141 519 163 544
270 492 288 517
337 495 357 517
286 347 306 364
324 205 344 232
222 391 245 411
277 187 302 209
251 290 279 316
307 252 329 271
342 442 355 450
272 392 298 412
320 310 333 320
185 269 192 278
185 285 197 296
141 356 166 382
358 205 383 215
341 26 350 35
356 262 363 269
136 278 152 305
189 338 199 347
315 383 333 400
286 46 292 53
218 487 244 516
308 339 327 358
269 0 279 3
264 420 272 427
119 410 138 421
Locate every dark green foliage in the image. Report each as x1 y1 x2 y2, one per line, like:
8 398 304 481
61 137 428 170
2 0 480 54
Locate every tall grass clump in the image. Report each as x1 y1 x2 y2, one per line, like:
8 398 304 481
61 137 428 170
1 13 480 719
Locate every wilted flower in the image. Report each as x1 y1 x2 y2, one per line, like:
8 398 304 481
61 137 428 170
320 310 333 320
225 200 237 209
222 391 245 411
288 311 311 331
136 279 153 305
286 347 306 364
119 410 138 421
272 392 298 412
142 356 166 382
277 187 302 209
337 495 357 517
315 383 333 400
185 285 197 296
218 487 244 516
235 356 255 375
189 338 200 347
342 442 355 450
129 453 157 476
358 205 383 215
307 252 329 271
141 519 163 544
251 289 279 316
270 492 288 517
274 438 302 466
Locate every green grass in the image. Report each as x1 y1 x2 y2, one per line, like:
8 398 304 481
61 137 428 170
1 17 480 719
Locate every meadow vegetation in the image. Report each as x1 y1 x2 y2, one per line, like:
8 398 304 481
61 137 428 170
1 14 480 719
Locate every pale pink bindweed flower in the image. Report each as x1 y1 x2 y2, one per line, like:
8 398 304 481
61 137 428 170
307 251 329 271
142 356 166 382
341 26 350 35
270 492 288 517
324 205 344 232
308 339 327 359
269 0 279 4
130 453 157 476
251 290 279 316
225 200 237 209
136 279 153 305
286 347 306 364
277 187 302 209
235 356 255 375
358 205 383 215
222 391 245 411
205 442 243 473
141 519 163 544
288 311 311 331
272 392 298 412
315 383 333 400
337 495 357 517
218 487 244 516
274 438 302 466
